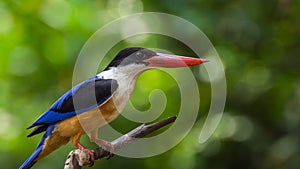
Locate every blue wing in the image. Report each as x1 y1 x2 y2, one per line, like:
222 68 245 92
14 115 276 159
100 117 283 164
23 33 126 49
27 76 118 137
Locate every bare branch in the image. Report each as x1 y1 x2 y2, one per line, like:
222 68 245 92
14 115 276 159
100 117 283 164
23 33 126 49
64 116 177 169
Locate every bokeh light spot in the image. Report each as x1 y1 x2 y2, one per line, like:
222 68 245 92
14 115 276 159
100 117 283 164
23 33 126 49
0 109 21 141
244 66 271 88
8 46 39 76
118 0 143 16
39 0 71 30
0 3 13 34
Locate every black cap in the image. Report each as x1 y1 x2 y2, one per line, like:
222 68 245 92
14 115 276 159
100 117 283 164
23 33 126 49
104 47 156 70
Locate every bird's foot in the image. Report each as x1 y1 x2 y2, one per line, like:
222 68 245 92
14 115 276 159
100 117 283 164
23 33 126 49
75 142 95 163
83 148 95 163
91 138 114 158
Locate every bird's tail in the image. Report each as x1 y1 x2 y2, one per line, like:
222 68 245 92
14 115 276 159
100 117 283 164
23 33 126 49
19 125 55 169
19 145 43 169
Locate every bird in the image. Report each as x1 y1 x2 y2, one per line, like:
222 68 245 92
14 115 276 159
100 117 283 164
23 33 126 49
20 47 208 169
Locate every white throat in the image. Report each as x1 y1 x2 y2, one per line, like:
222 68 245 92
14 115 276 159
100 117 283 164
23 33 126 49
96 64 150 112
97 64 148 84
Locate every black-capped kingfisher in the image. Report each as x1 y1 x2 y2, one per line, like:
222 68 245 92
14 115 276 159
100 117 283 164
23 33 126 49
20 47 208 169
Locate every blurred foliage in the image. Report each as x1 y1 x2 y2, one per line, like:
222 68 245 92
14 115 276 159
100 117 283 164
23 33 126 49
0 0 300 169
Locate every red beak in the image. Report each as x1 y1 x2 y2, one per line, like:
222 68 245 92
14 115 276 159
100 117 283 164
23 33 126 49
144 53 208 68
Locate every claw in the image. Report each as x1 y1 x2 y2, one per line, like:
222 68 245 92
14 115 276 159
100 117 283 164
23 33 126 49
84 149 95 162
106 153 114 160
103 142 114 157
75 142 95 163
91 138 114 157
88 161 94 167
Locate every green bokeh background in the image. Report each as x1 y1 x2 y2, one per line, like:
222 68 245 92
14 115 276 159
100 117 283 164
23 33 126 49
0 0 299 169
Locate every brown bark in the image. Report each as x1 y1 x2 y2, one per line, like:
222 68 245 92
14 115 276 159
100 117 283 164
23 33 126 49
64 116 177 169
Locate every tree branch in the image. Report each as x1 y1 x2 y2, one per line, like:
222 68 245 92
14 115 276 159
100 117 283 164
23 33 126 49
64 116 177 169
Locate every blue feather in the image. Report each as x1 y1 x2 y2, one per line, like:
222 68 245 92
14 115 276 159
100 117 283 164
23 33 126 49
51 76 98 109
20 125 55 169
31 94 112 125
28 77 118 128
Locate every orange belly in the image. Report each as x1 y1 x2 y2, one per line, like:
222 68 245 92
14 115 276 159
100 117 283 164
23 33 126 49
36 97 122 161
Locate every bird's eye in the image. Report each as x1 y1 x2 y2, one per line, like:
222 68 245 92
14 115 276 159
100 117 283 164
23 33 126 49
136 51 146 60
